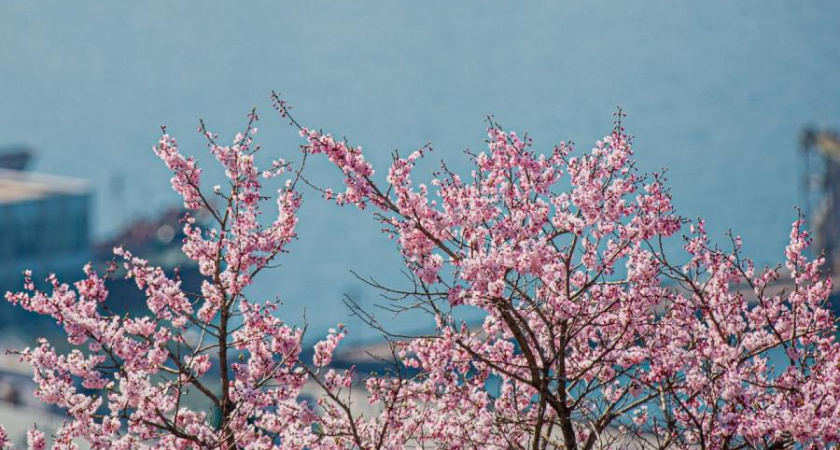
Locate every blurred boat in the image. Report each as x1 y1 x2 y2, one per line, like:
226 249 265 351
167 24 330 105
0 145 33 171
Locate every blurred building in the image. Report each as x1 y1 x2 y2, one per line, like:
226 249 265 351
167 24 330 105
0 149 86 444
0 166 91 290
0 148 91 339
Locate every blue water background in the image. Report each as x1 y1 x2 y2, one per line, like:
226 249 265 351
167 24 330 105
2 1 840 343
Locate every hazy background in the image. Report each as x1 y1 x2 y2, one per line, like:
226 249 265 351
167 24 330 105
2 1 840 342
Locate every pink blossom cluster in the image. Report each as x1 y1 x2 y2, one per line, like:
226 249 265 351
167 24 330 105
300 129 376 209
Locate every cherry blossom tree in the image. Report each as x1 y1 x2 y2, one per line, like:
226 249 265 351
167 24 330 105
278 93 840 449
1 95 838 449
0 112 354 450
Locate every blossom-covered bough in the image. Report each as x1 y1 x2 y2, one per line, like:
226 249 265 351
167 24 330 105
1 94 838 449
